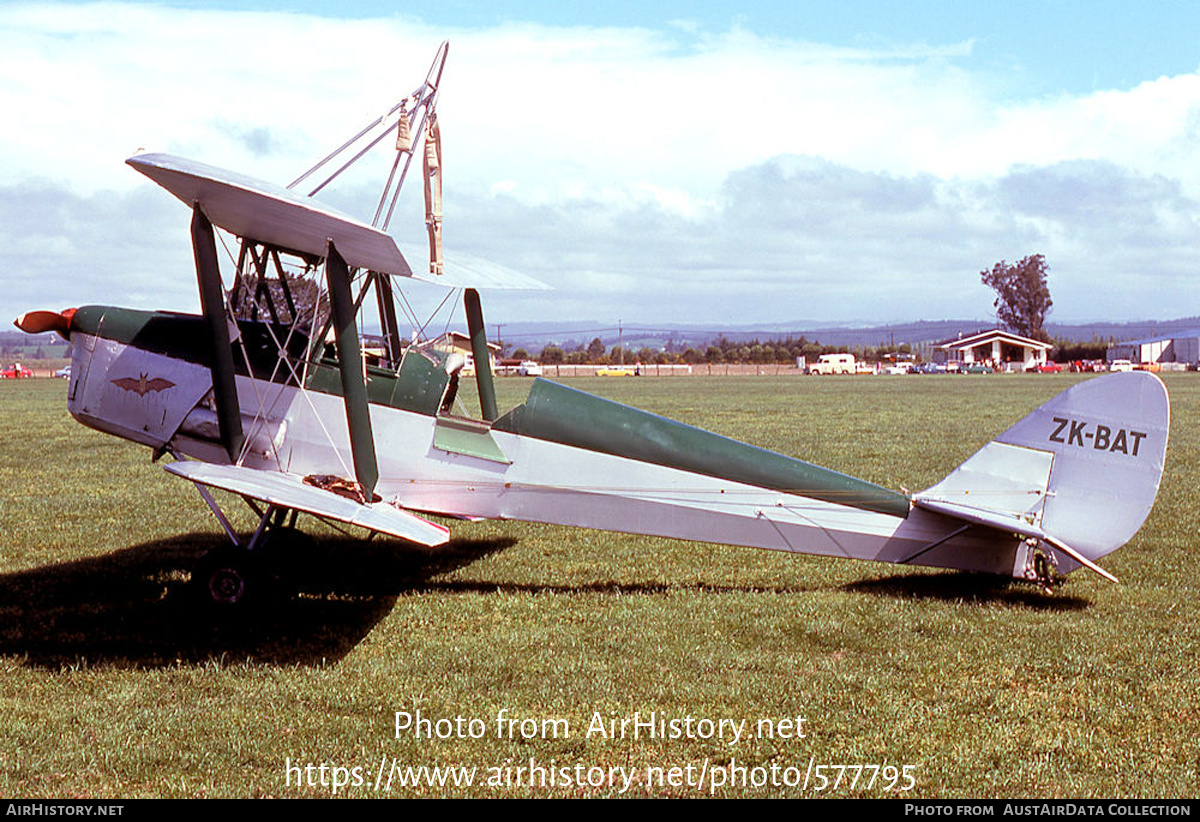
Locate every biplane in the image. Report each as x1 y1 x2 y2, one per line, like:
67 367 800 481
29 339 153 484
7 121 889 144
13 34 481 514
15 44 1169 603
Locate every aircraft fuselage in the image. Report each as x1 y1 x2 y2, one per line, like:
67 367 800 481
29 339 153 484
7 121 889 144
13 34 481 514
63 303 1035 579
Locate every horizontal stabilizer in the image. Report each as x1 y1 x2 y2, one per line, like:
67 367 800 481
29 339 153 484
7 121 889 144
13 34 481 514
911 496 1118 582
165 461 450 547
912 495 1046 541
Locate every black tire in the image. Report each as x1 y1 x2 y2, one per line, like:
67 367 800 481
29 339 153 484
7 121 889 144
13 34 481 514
190 544 264 607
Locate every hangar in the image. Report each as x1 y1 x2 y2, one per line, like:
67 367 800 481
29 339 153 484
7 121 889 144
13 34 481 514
1107 333 1200 367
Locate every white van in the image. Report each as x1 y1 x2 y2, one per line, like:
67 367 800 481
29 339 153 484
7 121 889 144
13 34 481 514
808 353 855 375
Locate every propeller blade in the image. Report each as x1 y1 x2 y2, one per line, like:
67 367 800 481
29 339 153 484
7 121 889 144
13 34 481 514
14 308 75 337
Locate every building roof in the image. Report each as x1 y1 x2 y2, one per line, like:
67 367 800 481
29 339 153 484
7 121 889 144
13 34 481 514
934 328 1053 351
1112 331 1200 346
431 331 501 353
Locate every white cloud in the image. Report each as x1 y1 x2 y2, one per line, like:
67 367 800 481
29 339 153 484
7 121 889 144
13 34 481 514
3 3 1200 327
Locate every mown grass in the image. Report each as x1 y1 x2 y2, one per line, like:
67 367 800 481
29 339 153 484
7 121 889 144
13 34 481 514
0 374 1197 798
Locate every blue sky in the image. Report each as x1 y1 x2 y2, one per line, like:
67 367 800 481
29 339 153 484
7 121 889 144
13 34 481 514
152 0 1200 95
4 1 1200 331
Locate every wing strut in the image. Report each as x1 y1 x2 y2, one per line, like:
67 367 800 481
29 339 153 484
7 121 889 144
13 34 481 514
325 241 379 496
190 204 244 462
464 288 498 421
373 271 404 366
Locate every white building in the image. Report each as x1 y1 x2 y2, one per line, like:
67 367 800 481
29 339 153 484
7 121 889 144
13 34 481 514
933 329 1053 372
430 331 501 374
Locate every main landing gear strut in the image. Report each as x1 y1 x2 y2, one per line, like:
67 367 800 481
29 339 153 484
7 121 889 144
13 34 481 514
188 483 305 606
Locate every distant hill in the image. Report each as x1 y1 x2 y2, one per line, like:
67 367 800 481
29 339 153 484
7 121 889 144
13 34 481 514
0 330 68 359
1044 318 1200 343
494 318 1200 352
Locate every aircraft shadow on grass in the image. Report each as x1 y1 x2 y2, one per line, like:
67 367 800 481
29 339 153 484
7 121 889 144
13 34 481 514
842 572 1090 611
420 567 1086 607
0 529 1090 670
0 534 514 668
0 528 1081 669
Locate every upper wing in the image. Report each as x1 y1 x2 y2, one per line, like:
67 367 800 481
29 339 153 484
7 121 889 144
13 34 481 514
128 152 547 290
128 152 414 278
397 244 550 291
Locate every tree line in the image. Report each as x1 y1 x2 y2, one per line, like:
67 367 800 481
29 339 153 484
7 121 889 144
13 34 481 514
521 336 917 366
518 333 1110 367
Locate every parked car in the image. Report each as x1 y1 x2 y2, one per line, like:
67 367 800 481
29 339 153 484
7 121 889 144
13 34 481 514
1033 362 1063 373
55 365 71 379
1 363 32 379
518 360 543 376
1109 359 1134 372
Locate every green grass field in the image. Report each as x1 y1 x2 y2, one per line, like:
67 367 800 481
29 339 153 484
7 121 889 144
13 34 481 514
0 374 1196 798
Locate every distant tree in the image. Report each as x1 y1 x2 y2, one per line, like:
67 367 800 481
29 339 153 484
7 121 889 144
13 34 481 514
587 337 606 361
540 345 564 364
980 255 1053 342
1051 337 1112 362
512 348 529 360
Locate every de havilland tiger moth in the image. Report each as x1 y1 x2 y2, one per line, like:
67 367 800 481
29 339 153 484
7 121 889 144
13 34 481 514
15 44 1169 603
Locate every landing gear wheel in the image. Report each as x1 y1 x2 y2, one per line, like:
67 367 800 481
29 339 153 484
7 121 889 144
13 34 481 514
207 563 248 605
191 544 263 608
1020 539 1063 594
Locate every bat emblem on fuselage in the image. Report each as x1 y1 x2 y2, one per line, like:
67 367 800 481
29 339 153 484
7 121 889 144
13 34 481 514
111 373 176 396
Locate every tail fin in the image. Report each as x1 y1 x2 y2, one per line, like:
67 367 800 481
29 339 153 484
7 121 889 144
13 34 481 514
914 372 1169 578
